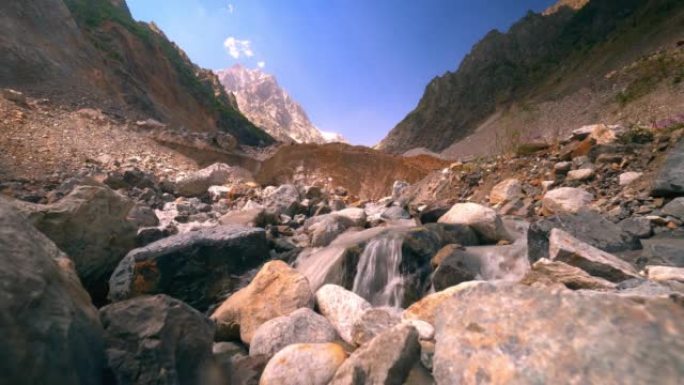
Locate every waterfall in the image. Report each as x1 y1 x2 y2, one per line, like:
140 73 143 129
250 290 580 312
352 234 405 307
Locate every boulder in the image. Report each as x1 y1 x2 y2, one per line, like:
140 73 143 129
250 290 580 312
19 185 136 305
645 265 684 283
335 207 367 227
100 295 214 385
418 200 453 224
640 236 684 268
662 197 684 221
0 199 105 385
392 180 410 200
619 171 643 186
212 261 314 344
549 228 639 282
219 208 276 228
521 258 616 290
618 216 653 238
175 163 253 197
249 308 339 358
109 226 269 311
208 185 231 201
542 187 593 215
431 246 480 291
438 202 510 243
351 307 402 346
433 283 684 385
263 184 302 217
315 284 371 345
380 206 411 221
306 214 355 247
329 324 420 385
403 282 483 325
259 343 347 385
126 204 159 228
566 168 595 181
528 209 640 262
489 178 522 205
651 138 684 197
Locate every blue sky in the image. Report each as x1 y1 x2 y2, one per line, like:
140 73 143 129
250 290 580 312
127 0 556 145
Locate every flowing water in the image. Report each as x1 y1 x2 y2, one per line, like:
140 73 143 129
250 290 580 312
351 234 405 307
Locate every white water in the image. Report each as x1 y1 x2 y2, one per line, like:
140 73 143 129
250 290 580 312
351 234 405 307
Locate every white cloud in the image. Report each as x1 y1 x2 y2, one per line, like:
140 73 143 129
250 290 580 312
257 61 266 69
224 37 254 59
227 3 234 14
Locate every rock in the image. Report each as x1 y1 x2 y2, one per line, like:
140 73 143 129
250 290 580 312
433 283 684 385
212 261 314 344
109 226 269 311
218 353 268 385
418 200 452 224
489 178 522 205
549 228 639 282
306 214 355 247
640 236 684 267
619 171 643 186
651 139 684 197
19 185 136 305
403 319 435 341
571 123 623 144
219 208 276 228
263 184 302 217
315 284 372 345
380 205 411 221
214 131 238 151
351 307 402 346
100 295 214 385
645 265 684 283
392 180 410 200
528 209 640 262
403 282 483 325
0 199 105 385
249 308 338 357
335 207 367 227
259 343 347 385
126 204 159 227
438 202 510 243
566 168 595 181
208 185 231 201
329 324 420 385
542 187 593 215
521 258 616 290
553 161 572 173
431 246 480 291
619 216 653 238
662 197 684 221
175 163 253 197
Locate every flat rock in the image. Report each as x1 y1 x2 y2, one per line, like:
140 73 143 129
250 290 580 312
212 261 314 344
521 258 616 290
433 283 684 385
315 284 371 345
438 202 510 243
549 228 639 282
567 168 595 181
619 171 643 186
109 226 268 311
249 308 338 357
645 265 684 283
542 187 593 215
100 295 215 385
260 343 347 385
651 139 684 197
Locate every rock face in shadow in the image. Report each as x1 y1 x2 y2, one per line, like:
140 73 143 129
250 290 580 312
109 225 269 311
0 199 105 385
433 283 684 385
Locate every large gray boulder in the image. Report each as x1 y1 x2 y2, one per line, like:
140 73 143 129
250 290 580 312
249 308 339 358
263 184 302 217
652 139 684 197
329 324 420 385
0 199 104 385
19 185 136 305
109 226 269 311
640 235 684 268
100 295 215 385
438 202 510 243
433 283 684 385
305 214 356 247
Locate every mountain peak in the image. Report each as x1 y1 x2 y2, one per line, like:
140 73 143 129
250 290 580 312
542 0 589 16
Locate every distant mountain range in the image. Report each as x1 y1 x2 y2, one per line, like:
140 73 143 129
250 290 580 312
216 65 345 144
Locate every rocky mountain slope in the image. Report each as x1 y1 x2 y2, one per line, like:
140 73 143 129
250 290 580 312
0 0 273 146
379 0 684 157
217 64 344 144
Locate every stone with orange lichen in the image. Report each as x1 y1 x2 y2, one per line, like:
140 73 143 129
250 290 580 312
259 343 346 385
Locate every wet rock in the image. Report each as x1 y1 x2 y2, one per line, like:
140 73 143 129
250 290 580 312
644 265 684 283
403 282 483 325
19 185 136 305
542 187 593 215
521 258 616 290
260 343 347 385
567 168 595 181
618 216 653 238
433 283 684 385
335 207 367 227
489 178 522 205
126 204 159 227
212 261 314 344
549 229 639 282
109 226 268 311
619 171 643 186
315 284 372 345
431 246 480 291
662 197 684 221
0 199 105 385
438 202 510 243
330 324 420 385
100 295 214 385
306 214 355 247
651 139 684 197
263 184 303 217
249 308 338 357
418 200 452 224
528 209 640 262
175 163 253 197
351 307 402 346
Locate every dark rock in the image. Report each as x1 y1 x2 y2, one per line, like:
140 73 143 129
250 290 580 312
651 139 684 197
432 247 480 291
381 205 411 221
263 184 303 217
109 226 269 311
418 200 452 224
0 199 105 385
618 216 653 238
662 197 684 220
100 295 214 385
126 204 159 228
640 235 684 268
528 209 640 263
225 355 269 385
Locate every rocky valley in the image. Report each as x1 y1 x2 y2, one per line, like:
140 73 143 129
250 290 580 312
1 1 684 385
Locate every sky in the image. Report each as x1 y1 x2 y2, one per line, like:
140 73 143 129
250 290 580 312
127 0 557 145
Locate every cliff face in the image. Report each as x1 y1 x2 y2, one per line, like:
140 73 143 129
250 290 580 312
378 0 684 155
0 0 274 146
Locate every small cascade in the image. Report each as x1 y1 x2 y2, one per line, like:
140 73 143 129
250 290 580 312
352 234 405 307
